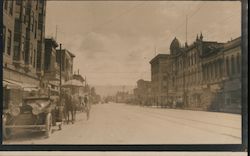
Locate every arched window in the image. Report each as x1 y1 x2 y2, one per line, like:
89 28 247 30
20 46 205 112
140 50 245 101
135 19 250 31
237 53 240 74
226 57 230 76
231 55 235 75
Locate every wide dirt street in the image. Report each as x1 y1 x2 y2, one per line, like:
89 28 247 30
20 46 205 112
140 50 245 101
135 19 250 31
4 102 241 144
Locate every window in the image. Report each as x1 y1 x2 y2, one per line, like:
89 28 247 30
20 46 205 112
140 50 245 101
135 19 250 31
7 29 12 55
207 65 210 81
237 54 240 74
9 0 13 15
220 61 223 77
23 6 26 23
16 0 21 5
3 26 6 53
36 0 39 10
30 44 33 64
34 20 37 38
14 41 19 59
191 54 193 65
194 53 197 64
33 49 36 68
215 62 218 79
31 11 34 32
22 36 25 60
211 64 214 80
4 0 8 10
226 57 230 76
231 55 235 75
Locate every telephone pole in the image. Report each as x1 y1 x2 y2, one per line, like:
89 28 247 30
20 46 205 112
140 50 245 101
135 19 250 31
55 25 58 40
59 43 62 106
185 15 188 44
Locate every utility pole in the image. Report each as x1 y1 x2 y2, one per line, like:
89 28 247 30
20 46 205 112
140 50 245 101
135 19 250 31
154 45 157 56
55 25 58 40
59 43 62 106
85 76 87 87
185 15 188 44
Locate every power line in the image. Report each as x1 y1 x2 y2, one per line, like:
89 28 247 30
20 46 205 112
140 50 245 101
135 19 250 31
156 2 206 47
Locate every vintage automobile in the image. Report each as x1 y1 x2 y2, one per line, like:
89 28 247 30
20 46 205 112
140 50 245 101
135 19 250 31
2 87 63 140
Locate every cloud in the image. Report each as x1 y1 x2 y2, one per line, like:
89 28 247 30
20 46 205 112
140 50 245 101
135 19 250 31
46 1 241 85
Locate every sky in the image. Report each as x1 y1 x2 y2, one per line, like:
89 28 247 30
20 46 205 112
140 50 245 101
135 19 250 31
45 1 241 86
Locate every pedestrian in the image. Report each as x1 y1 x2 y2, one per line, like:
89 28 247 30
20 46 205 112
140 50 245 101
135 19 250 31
84 94 90 120
173 99 176 108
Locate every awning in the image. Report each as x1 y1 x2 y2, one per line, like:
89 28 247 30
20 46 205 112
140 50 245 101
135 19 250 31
3 80 22 89
3 79 39 91
23 86 39 92
62 79 84 87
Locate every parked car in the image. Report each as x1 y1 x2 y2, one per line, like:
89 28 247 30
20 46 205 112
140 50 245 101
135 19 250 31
2 88 63 140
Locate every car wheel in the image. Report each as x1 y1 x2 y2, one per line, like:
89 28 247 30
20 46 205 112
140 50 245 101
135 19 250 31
3 115 12 140
45 113 52 138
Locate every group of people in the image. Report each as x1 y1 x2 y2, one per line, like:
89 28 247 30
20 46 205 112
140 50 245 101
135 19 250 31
61 89 91 124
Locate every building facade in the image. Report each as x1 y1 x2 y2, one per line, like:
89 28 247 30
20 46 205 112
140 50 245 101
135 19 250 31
134 79 152 106
158 34 241 113
150 54 171 107
44 38 60 93
3 0 46 87
56 49 75 83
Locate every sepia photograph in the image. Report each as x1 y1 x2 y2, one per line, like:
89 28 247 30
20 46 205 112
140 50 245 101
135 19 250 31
1 0 247 148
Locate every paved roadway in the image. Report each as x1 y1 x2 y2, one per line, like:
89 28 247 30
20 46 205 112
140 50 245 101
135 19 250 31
3 102 241 144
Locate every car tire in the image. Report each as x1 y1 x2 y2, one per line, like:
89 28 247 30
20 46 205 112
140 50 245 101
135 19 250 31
45 113 52 138
3 115 12 140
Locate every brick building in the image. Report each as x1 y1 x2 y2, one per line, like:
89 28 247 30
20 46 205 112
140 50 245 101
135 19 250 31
133 79 152 106
56 49 75 82
44 38 60 93
3 0 47 109
154 34 242 113
3 0 46 87
150 54 171 107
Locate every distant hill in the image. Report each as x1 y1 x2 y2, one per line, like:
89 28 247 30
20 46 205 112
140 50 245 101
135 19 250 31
93 85 136 97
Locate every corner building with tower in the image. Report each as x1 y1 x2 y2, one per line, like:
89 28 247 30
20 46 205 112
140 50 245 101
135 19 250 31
150 34 241 113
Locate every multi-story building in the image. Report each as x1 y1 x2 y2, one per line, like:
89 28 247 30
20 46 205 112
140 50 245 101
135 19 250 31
56 49 75 83
216 37 241 113
43 38 76 93
44 38 59 93
157 34 241 113
133 79 152 106
150 54 171 107
3 0 46 87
